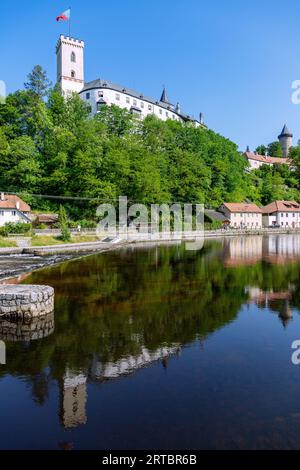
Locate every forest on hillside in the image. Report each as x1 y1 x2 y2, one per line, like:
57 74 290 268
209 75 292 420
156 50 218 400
0 66 300 223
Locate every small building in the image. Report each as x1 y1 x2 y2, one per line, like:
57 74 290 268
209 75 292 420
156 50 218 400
0 193 31 227
218 203 262 229
204 210 230 227
243 151 290 170
33 213 59 228
261 201 300 228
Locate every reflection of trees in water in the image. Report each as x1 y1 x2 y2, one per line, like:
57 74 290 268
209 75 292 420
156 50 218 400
2 239 300 402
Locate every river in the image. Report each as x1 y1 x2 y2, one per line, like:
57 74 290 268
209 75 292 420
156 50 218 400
1 234 300 449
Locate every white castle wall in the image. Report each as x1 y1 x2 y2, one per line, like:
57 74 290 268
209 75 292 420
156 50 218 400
57 35 85 96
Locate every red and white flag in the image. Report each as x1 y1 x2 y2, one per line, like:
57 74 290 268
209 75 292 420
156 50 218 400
56 8 71 22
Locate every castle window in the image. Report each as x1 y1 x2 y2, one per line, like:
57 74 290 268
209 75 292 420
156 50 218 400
71 70 76 78
115 93 120 101
126 97 130 104
71 51 76 63
159 109 162 115
86 92 90 100
148 104 152 111
166 111 169 117
140 102 144 108
133 99 137 106
98 91 104 98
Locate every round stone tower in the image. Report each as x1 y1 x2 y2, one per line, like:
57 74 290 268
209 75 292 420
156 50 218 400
278 124 293 158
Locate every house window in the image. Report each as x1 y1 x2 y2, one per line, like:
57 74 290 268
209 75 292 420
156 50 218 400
293 213 296 217
71 70 76 78
115 93 120 101
86 92 90 99
159 109 162 115
281 213 284 217
126 97 130 104
141 102 144 108
71 51 76 63
133 99 137 106
0 211 3 216
12 211 16 216
148 104 152 111
166 111 169 117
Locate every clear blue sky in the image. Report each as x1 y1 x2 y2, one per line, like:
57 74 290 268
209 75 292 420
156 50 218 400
1 0 300 150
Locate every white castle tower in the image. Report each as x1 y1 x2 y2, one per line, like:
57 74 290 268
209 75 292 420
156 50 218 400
56 35 85 97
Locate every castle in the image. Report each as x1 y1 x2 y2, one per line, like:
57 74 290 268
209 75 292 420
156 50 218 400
56 35 204 127
244 124 293 169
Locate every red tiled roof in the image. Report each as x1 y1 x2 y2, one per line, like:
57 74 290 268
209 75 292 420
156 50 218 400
262 200 300 214
222 203 262 213
36 214 58 223
0 194 30 212
244 151 290 165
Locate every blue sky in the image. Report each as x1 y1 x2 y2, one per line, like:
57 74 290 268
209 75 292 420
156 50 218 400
1 0 300 150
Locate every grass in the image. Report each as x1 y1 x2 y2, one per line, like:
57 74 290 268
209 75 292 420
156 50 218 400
0 237 17 248
31 235 99 247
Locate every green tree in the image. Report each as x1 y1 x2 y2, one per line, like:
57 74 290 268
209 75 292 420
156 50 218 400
24 65 52 98
58 205 71 242
267 141 283 158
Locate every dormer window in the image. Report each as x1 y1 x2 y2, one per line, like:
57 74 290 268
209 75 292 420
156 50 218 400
71 51 76 63
71 70 76 78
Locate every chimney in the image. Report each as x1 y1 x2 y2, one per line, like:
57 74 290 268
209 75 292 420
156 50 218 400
0 193 4 201
16 201 20 210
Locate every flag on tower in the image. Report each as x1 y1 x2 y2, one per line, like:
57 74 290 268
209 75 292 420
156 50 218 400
56 8 71 22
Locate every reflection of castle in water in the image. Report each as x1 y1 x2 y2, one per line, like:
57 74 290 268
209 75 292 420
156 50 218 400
59 345 181 429
223 234 300 267
246 287 294 327
60 370 87 429
0 311 55 342
90 344 181 380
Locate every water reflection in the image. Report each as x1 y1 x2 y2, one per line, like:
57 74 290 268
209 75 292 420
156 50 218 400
223 234 300 266
60 370 87 429
0 310 55 341
1 235 300 446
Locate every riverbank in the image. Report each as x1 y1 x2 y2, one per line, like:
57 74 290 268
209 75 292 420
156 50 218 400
1 227 300 282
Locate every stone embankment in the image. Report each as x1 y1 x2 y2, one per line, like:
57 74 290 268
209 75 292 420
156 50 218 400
0 285 54 319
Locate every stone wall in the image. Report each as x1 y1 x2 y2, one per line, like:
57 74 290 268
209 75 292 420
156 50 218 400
0 285 54 320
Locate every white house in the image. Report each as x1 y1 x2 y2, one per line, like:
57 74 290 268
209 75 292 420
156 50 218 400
261 201 300 228
243 151 290 170
218 203 262 229
56 35 205 127
0 194 31 227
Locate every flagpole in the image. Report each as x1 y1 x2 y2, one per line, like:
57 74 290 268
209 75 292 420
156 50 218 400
69 7 71 37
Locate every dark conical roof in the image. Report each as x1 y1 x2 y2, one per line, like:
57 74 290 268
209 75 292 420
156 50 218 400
160 87 171 104
278 124 293 138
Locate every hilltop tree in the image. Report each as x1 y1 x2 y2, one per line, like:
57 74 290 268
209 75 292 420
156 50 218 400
24 65 52 98
267 141 283 158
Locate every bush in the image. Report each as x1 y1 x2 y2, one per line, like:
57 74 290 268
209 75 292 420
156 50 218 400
0 222 31 236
